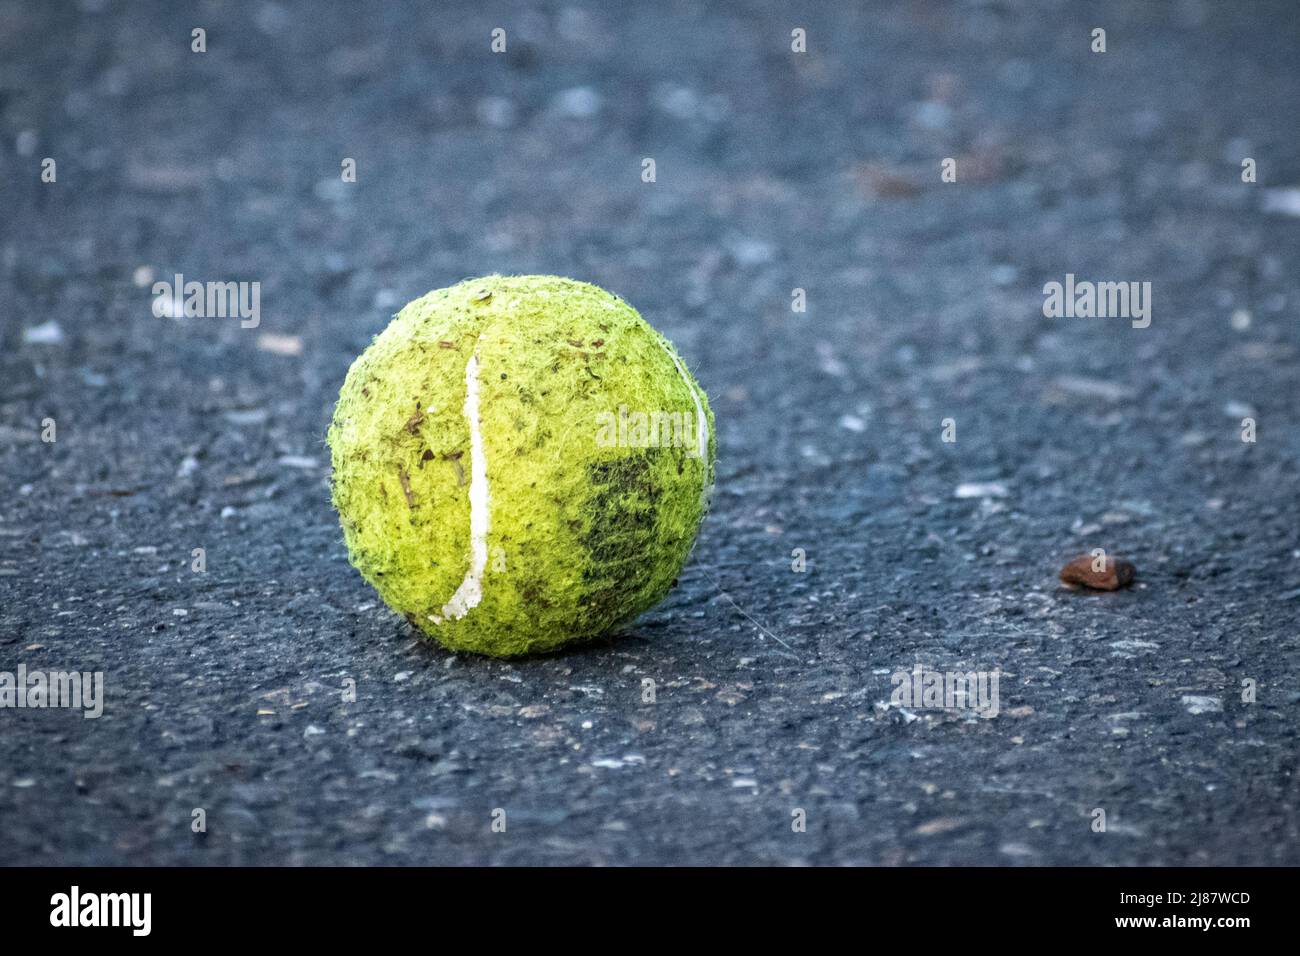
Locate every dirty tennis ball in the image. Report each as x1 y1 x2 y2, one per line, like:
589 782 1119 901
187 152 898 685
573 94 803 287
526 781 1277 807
328 275 715 658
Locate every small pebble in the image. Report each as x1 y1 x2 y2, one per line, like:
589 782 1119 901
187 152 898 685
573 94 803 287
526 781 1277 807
1059 553 1136 590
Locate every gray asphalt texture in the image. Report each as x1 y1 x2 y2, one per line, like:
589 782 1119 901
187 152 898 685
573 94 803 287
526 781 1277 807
2 0 1299 866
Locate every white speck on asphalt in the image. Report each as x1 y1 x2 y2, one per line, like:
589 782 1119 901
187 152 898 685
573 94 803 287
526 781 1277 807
1261 187 1300 217
23 321 64 345
1052 375 1136 402
476 96 516 129
1110 640 1159 655
552 86 601 119
278 455 319 469
955 481 1009 499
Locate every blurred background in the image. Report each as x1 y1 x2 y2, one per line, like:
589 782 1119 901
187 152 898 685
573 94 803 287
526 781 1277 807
1 0 1298 865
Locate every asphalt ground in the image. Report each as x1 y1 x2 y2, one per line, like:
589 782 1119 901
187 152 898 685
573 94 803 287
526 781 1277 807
1 0 1299 865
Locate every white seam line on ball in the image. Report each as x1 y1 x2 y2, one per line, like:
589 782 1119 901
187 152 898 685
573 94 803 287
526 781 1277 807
657 339 712 508
431 348 490 624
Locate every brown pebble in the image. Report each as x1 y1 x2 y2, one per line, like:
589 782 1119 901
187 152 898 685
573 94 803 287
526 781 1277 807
1060 553 1136 590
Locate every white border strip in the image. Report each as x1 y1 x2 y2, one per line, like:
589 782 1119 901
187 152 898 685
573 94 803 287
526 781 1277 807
657 339 712 508
432 349 490 624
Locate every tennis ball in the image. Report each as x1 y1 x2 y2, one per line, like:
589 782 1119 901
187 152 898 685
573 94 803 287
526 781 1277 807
328 275 715 657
